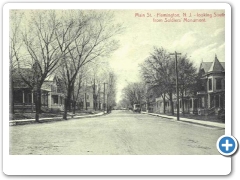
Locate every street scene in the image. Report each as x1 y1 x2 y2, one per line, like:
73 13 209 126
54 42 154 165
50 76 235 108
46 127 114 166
9 9 225 155
10 110 224 155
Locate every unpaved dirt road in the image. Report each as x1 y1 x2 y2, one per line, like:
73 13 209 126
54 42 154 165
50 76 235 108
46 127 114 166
10 110 224 155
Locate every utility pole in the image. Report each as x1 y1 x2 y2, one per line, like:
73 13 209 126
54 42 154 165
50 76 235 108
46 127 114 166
170 51 181 121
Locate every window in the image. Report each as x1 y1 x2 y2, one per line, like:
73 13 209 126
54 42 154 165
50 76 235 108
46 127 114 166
86 95 89 100
190 100 192 108
52 95 58 104
216 79 222 90
86 102 90 107
208 79 212 91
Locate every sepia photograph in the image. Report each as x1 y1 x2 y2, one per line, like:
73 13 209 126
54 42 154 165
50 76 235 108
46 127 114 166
8 7 226 156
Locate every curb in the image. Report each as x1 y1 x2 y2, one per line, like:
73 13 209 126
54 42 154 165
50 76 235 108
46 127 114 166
141 112 225 129
9 112 105 126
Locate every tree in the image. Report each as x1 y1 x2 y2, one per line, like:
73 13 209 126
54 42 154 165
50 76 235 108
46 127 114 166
72 66 89 114
122 82 146 109
106 72 117 113
11 10 67 122
9 10 24 117
174 55 197 114
140 47 175 115
118 98 131 109
140 47 198 115
57 10 123 119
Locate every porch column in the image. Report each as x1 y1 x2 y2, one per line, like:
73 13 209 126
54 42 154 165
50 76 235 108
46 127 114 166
192 98 194 109
22 90 25 112
31 90 34 103
43 93 45 106
219 94 221 108
46 92 48 107
208 94 211 108
22 90 25 104
48 92 52 108
31 90 34 112
214 95 216 107
58 95 60 105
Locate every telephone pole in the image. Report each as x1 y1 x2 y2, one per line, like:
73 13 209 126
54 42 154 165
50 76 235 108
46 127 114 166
170 51 181 121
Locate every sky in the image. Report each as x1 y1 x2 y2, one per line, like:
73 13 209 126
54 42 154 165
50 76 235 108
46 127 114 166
107 10 225 103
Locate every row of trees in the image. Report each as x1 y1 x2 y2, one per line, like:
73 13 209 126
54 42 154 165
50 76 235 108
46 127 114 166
65 62 117 115
10 10 122 122
121 47 199 114
121 82 146 108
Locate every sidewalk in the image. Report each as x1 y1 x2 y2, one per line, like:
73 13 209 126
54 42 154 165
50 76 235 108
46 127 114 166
9 112 105 126
141 112 225 129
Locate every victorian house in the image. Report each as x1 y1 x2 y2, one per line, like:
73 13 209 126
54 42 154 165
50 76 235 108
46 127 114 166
196 55 225 115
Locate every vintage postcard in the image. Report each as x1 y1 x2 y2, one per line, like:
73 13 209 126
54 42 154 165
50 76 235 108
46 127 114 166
3 2 232 175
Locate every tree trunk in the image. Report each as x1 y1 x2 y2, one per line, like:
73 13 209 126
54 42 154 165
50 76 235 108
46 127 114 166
63 86 72 120
10 79 14 118
163 93 166 114
181 92 185 115
169 92 174 115
85 93 88 110
98 93 101 110
73 101 76 114
95 100 97 111
39 93 42 114
35 88 41 122
63 98 68 120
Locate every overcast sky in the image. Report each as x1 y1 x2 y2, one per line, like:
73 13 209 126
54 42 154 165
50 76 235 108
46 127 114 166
107 9 225 103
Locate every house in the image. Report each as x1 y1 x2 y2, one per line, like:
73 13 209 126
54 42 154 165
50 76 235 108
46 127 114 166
153 54 225 116
78 84 106 111
12 69 65 112
196 55 225 115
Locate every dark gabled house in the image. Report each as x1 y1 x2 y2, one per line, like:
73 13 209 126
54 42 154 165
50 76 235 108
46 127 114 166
196 55 225 115
12 68 65 112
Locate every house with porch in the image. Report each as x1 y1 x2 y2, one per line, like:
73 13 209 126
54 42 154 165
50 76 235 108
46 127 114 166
12 69 65 112
195 55 225 115
153 54 225 116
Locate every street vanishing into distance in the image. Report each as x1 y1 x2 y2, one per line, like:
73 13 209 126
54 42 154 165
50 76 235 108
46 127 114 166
10 110 224 155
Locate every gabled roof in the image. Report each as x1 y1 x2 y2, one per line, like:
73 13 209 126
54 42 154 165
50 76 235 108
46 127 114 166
45 74 56 81
199 55 225 74
200 62 212 73
12 68 34 88
12 68 64 92
208 55 224 72
220 62 225 69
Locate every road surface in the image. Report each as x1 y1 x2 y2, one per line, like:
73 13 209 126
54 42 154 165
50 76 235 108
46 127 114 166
9 110 224 155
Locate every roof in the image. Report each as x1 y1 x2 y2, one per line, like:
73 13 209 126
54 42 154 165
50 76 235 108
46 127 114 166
12 68 34 88
199 55 225 74
200 62 212 73
12 68 63 92
208 55 225 72
45 74 56 81
220 62 225 69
